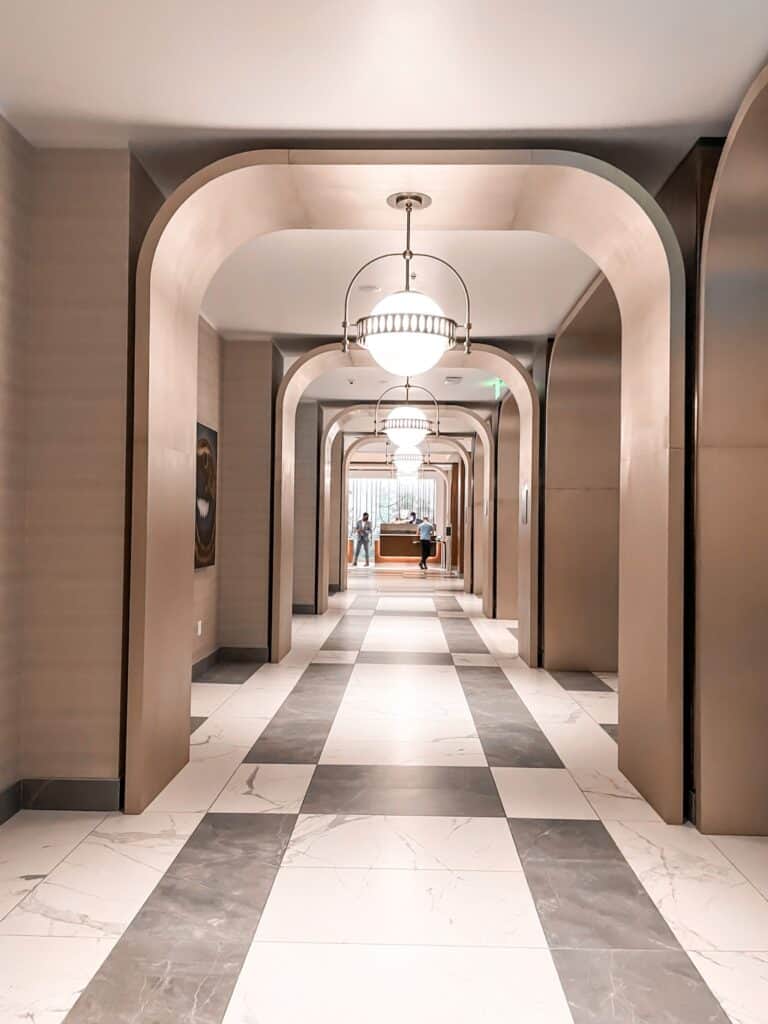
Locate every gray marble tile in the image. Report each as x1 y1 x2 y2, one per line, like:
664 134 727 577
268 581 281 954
353 595 380 609
66 814 295 1023
457 666 563 768
553 949 730 1023
243 663 352 764
602 723 619 741
301 765 504 817
509 819 625 862
550 670 612 692
321 617 371 651
190 716 207 734
356 650 453 665
434 595 462 611
440 618 489 653
524 858 680 951
193 662 263 684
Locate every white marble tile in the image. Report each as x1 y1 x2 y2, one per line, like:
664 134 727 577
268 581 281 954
256 867 546 947
283 814 521 871
0 811 106 920
492 767 598 820
190 681 240 717
311 649 358 664
689 951 768 1024
0 811 201 938
344 608 374 616
190 714 270 750
377 597 436 613
224 943 573 1024
0 934 116 1023
145 743 244 813
606 821 768 951
452 652 498 666
217 683 295 720
711 835 768 899
210 764 315 814
569 690 619 725
469 616 518 656
362 615 448 652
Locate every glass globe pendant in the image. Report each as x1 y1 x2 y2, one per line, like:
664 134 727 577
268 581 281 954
342 192 471 375
384 404 429 448
393 446 423 476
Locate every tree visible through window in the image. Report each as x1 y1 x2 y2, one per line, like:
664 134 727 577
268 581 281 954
348 476 436 537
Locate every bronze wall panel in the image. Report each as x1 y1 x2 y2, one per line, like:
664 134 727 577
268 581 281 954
496 396 520 618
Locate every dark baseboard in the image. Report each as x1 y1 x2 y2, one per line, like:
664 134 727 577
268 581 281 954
328 584 341 594
292 603 316 615
21 777 121 812
219 646 269 664
0 780 21 825
192 649 220 681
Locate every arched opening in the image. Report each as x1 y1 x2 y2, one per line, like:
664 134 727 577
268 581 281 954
126 150 685 824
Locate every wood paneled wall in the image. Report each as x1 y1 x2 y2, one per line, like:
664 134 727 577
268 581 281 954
293 401 319 611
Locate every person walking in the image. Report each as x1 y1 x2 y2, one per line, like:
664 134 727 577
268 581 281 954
418 516 434 571
353 512 372 567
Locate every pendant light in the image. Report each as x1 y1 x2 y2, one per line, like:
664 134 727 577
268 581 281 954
342 193 471 376
393 446 423 476
375 378 440 449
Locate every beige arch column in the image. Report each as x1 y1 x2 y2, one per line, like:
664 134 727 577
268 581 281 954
496 394 520 619
697 65 768 835
128 149 684 816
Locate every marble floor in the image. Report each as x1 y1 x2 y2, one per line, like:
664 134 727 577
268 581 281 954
1 574 768 1022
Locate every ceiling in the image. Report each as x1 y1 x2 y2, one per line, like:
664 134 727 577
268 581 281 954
1 2 766 194
301 365 506 404
202 229 598 339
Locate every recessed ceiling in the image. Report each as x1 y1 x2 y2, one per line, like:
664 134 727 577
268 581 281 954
301 364 506 404
202 229 598 338
1 1 765 153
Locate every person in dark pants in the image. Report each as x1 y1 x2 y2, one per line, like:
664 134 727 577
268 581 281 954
353 512 372 566
418 516 434 571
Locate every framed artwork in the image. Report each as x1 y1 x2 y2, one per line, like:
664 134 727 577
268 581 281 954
195 422 218 568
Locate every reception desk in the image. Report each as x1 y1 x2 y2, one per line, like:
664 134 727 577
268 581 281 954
376 523 441 564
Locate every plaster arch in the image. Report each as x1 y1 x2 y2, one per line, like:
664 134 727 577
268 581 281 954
341 433 475 587
316 401 495 614
127 148 685 823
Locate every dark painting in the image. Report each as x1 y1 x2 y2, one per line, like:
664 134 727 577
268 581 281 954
195 423 218 568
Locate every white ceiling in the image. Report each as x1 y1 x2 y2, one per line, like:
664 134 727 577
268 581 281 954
301 365 506 404
1 1 765 150
202 229 597 339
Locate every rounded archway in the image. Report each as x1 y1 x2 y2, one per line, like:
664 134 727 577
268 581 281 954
126 149 685 823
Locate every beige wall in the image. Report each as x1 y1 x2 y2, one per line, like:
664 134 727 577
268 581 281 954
293 401 319 611
193 318 222 663
22 150 135 781
543 277 621 671
0 118 31 797
496 396 520 619
472 445 485 597
697 69 768 834
218 339 281 654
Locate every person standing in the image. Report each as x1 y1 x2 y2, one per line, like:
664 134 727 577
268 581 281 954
353 512 373 567
418 516 434 571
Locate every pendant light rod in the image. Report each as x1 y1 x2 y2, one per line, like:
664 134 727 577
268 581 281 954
403 200 413 292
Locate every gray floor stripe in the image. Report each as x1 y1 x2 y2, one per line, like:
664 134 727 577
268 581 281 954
193 661 263 684
65 813 295 1024
439 616 489 653
302 765 506 817
243 662 353 763
321 615 371 651
190 715 207 734
356 650 453 665
456 665 563 767
549 670 612 692
433 595 462 611
601 723 619 741
509 820 728 1022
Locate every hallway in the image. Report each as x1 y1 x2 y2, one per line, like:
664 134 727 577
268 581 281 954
0 576 765 1022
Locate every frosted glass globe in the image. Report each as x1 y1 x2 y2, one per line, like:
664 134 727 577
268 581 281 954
393 445 423 476
384 405 429 448
365 290 449 375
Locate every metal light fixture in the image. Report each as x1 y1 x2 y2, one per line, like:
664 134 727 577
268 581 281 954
342 192 471 376
374 378 440 448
